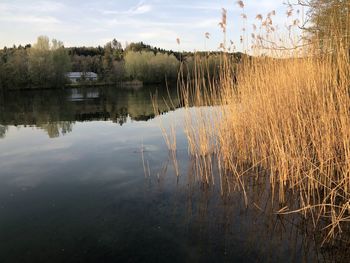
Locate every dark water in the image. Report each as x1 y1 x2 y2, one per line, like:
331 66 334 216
0 86 343 262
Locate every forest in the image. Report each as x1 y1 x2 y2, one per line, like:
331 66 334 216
0 37 240 90
0 37 179 89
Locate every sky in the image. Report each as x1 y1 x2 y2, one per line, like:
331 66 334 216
0 0 300 51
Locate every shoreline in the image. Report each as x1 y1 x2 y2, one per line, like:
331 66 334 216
1 80 166 91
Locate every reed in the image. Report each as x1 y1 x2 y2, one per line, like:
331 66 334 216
152 88 180 177
170 1 350 242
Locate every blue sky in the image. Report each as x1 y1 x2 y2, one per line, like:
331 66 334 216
0 0 297 51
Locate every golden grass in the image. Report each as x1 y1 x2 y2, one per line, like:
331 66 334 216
154 2 350 242
178 45 350 241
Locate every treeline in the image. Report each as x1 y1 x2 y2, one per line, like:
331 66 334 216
0 37 181 89
66 40 237 84
0 36 244 90
0 36 71 89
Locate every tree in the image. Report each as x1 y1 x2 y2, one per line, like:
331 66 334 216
28 36 70 88
298 0 350 51
0 46 30 89
102 42 114 81
111 39 123 61
7 48 30 87
51 39 71 87
124 51 179 83
28 36 53 86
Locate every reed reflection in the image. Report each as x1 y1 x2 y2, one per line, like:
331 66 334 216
144 151 350 262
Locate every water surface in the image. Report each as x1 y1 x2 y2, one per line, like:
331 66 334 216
0 86 338 262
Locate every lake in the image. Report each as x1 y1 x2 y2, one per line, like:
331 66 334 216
0 86 337 262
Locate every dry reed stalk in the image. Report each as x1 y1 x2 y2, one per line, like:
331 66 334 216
151 2 350 242
141 143 149 178
151 90 180 177
169 4 350 242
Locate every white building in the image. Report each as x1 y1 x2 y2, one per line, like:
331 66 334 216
66 72 98 83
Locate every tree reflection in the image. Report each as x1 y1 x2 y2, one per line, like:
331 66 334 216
0 125 7 138
38 121 73 138
0 86 180 138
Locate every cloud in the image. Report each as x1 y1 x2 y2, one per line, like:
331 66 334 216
101 2 152 16
0 3 10 13
0 15 60 24
29 1 65 12
93 15 219 30
132 3 152 14
0 0 296 51
0 1 64 14
0 1 64 26
166 2 240 12
164 2 220 11
138 28 177 40
193 18 220 29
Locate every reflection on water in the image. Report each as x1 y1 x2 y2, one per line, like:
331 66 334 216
0 86 349 262
0 86 180 138
0 125 7 138
144 153 350 263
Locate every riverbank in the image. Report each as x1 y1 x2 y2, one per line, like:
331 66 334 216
65 80 144 89
1 80 148 91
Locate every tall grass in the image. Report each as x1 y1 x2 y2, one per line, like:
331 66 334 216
221 50 350 241
154 2 350 242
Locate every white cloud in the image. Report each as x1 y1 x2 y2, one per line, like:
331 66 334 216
132 3 152 14
0 0 298 51
138 28 177 40
0 3 10 12
193 18 220 29
0 15 60 24
101 2 152 16
0 1 65 14
0 1 64 28
169 3 222 11
29 1 65 12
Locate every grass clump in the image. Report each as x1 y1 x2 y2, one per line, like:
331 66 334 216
164 1 350 242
